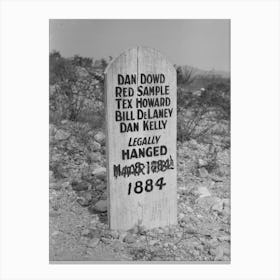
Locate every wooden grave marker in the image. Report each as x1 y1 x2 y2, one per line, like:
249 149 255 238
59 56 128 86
105 46 177 230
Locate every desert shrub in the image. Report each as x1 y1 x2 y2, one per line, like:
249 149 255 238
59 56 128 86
176 65 196 86
50 161 66 179
49 108 64 125
205 81 230 119
49 51 77 85
50 51 79 121
204 144 219 172
73 55 93 68
77 111 105 129
49 51 105 125
69 122 93 147
177 78 230 142
189 73 229 90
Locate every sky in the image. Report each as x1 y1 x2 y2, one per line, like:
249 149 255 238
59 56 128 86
50 19 230 72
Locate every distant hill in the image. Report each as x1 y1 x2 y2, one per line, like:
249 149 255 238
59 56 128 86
176 65 230 91
178 65 230 78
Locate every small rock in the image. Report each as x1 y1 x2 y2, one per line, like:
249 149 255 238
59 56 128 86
197 186 211 198
216 165 229 177
90 215 99 225
54 129 70 141
149 240 159 246
184 225 197 234
89 152 102 162
112 240 124 252
210 174 223 182
198 228 212 236
71 181 90 191
179 213 185 220
92 167 107 180
88 130 95 137
210 248 216 256
101 237 112 244
212 200 224 213
181 215 191 224
124 233 136 244
96 223 108 230
51 230 61 237
109 230 120 239
175 232 183 238
89 141 101 152
198 167 209 178
100 191 107 200
95 184 106 191
196 196 221 210
49 171 55 182
210 246 223 257
128 225 139 234
52 202 60 211
223 205 230 216
92 200 107 212
76 66 89 77
218 235 230 242
101 229 112 239
157 228 165 234
223 256 230 261
77 195 91 207
147 231 157 238
68 191 77 202
49 210 60 217
80 237 89 244
81 229 91 237
138 235 147 242
61 119 68 124
214 246 224 261
80 191 93 201
61 181 70 190
89 228 102 239
198 158 207 167
49 85 58 96
222 198 230 207
163 242 169 248
88 238 100 248
137 225 146 235
223 247 230 256
194 214 202 220
94 131 106 145
188 139 199 149
208 238 219 248
119 232 127 242
49 182 62 190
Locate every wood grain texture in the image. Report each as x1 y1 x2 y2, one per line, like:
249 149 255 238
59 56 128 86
105 46 177 230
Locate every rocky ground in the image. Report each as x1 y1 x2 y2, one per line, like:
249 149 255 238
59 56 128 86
49 120 230 262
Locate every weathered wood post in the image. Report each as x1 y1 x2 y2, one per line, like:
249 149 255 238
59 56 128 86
105 46 177 230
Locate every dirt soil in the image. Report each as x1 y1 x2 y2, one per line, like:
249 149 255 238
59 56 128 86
49 121 230 262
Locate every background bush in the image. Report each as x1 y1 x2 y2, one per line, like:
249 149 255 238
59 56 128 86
50 52 230 146
49 51 108 128
176 66 230 145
